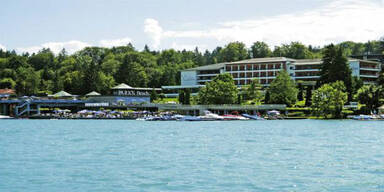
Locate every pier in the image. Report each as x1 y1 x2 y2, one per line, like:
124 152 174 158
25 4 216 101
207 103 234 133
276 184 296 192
0 99 286 118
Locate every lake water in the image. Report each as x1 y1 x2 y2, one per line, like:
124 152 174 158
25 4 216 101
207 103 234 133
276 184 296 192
1 120 384 191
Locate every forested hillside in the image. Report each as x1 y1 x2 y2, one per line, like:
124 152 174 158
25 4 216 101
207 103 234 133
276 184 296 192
0 40 383 96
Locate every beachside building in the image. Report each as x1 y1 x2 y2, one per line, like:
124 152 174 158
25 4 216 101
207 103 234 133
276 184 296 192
162 57 382 97
86 83 161 105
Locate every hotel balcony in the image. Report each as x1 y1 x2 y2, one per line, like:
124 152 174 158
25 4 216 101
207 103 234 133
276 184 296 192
294 69 320 72
197 79 212 83
294 76 320 79
227 69 282 73
360 74 379 78
360 67 381 71
234 77 276 81
197 73 220 77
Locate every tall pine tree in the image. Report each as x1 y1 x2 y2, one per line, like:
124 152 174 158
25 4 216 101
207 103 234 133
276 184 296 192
318 44 353 101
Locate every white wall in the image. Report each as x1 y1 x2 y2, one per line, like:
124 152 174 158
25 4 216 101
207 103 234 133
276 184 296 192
181 71 197 86
349 60 360 77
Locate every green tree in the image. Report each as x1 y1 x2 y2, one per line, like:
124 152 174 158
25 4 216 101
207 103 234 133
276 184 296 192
355 85 383 114
197 73 238 104
244 79 263 104
273 42 315 59
218 42 249 62
117 53 148 87
311 81 348 118
297 82 304 101
250 41 271 58
0 78 16 89
305 86 312 106
264 89 270 104
28 48 55 70
150 88 158 102
101 55 121 75
378 72 384 86
178 89 185 104
268 71 298 106
184 89 191 105
318 44 352 101
15 67 39 95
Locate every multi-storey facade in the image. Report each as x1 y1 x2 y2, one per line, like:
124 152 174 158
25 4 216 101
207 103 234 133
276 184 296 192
182 57 381 86
162 57 382 97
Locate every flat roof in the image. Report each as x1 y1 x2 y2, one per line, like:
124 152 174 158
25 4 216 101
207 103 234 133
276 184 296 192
112 83 161 90
162 85 205 89
183 57 295 71
228 57 296 65
294 59 322 65
182 63 226 71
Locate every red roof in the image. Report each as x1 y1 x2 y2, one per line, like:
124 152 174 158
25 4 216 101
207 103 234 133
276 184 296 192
0 89 15 95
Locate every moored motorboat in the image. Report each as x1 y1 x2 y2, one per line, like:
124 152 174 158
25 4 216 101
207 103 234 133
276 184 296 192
241 113 265 120
222 114 249 120
179 116 201 121
352 115 373 120
198 111 224 121
0 115 14 119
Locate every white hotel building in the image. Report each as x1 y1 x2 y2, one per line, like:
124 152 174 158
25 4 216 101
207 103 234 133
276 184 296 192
162 57 382 97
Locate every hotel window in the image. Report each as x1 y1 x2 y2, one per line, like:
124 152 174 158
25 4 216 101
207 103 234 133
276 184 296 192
268 72 274 76
247 64 252 70
260 65 265 70
253 72 259 77
226 66 231 71
240 80 245 85
246 72 252 78
232 73 238 78
240 73 245 78
261 72 266 77
246 80 251 84
260 79 266 84
253 64 258 70
239 65 245 71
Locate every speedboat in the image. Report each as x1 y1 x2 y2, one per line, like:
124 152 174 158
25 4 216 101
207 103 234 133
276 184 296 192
352 115 373 120
198 111 224 121
0 115 14 119
222 114 249 120
241 113 265 120
179 116 202 121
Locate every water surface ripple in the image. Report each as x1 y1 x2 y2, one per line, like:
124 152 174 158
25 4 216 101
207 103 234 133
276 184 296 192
1 120 384 191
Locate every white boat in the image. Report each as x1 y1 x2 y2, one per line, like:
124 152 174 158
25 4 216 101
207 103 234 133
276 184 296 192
0 115 14 119
222 114 249 120
198 111 224 121
352 115 373 120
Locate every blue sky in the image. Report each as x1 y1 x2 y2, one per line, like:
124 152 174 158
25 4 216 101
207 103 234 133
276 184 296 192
1 0 383 54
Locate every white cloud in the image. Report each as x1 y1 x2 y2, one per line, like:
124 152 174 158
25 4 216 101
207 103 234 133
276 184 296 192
99 37 132 48
171 42 207 51
15 37 133 55
16 46 42 54
17 40 90 55
144 0 384 49
144 18 163 49
42 41 90 54
0 44 5 51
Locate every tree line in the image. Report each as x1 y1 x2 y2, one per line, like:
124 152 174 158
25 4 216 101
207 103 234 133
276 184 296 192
0 39 383 96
